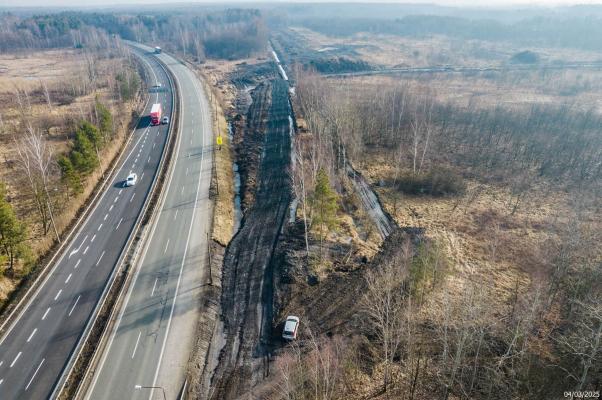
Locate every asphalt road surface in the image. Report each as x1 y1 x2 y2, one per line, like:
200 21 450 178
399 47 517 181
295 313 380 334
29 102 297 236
0 48 172 399
85 43 213 400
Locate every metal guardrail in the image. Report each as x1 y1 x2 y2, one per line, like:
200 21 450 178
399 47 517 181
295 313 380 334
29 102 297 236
52 46 180 400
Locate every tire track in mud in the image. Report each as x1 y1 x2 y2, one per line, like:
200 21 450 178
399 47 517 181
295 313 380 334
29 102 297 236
209 78 292 399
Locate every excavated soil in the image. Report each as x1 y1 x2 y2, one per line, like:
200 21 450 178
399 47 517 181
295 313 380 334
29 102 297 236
208 78 293 399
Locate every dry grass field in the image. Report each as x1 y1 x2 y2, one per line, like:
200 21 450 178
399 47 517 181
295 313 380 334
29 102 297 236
291 26 602 68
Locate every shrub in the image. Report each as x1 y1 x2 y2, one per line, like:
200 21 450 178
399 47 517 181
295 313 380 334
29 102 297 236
397 168 466 196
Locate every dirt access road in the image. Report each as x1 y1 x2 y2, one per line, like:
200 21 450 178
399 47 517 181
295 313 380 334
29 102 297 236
207 77 292 399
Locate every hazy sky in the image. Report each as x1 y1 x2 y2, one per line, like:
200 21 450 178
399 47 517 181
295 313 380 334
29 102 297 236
3 0 602 8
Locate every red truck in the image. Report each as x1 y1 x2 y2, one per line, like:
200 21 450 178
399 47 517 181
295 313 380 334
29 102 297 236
150 103 162 126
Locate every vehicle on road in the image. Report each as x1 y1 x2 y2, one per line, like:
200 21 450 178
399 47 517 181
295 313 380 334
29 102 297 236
162 116 169 125
124 173 138 187
282 316 300 340
154 46 162 54
150 103 162 125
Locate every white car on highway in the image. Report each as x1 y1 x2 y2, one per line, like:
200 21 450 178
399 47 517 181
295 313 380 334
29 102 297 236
124 173 138 187
282 316 300 340
162 116 169 124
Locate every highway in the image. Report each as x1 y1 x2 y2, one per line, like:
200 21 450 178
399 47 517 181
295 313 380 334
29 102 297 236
85 43 213 400
0 48 173 399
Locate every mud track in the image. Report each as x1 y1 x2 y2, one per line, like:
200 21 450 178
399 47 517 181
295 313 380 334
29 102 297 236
209 78 293 399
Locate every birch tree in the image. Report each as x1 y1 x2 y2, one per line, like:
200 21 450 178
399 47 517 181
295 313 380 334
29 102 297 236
14 126 60 241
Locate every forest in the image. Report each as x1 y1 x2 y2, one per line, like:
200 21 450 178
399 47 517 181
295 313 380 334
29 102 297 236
0 9 267 60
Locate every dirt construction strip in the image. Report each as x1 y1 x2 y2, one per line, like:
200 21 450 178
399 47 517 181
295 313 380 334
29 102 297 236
205 78 293 399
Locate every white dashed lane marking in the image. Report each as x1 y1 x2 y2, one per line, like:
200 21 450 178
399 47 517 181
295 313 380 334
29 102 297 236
131 331 142 359
9 352 21 368
151 278 158 297
25 358 44 391
69 296 81 317
54 290 62 301
65 273 72 284
96 251 106 266
26 328 37 343
116 218 123 230
42 308 50 320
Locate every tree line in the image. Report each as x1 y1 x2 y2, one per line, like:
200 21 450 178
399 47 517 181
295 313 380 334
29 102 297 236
0 9 268 60
295 14 602 53
295 69 602 194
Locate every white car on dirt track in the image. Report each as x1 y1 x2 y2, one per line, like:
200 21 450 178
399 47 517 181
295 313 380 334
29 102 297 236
282 316 300 340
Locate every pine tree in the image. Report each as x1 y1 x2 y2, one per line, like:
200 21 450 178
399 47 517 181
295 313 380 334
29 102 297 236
96 101 113 139
58 155 82 194
310 168 339 263
0 183 28 272
79 121 102 149
71 129 98 174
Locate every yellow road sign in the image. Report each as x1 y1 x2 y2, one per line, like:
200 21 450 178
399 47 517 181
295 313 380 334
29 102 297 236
216 136 223 146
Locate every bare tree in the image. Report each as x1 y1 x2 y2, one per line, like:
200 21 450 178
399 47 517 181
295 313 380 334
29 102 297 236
361 241 411 394
14 126 61 241
556 296 602 391
292 135 311 259
40 79 53 111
